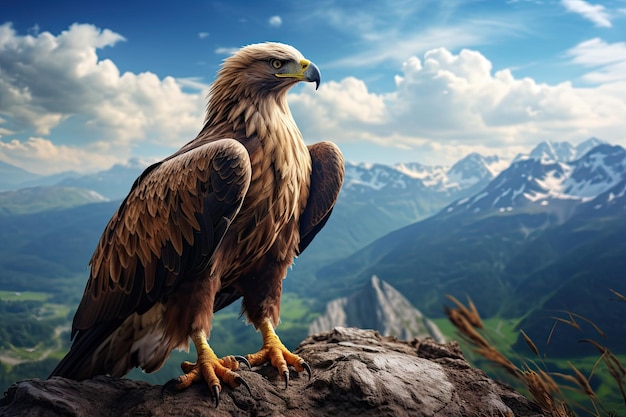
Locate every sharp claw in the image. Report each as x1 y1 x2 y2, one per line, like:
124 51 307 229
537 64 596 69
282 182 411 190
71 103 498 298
283 370 289 389
212 385 220 408
162 378 181 393
302 361 312 380
236 375 252 396
234 355 251 370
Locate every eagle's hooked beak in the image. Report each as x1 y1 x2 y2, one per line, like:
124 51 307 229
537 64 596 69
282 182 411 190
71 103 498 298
275 59 321 90
301 59 321 90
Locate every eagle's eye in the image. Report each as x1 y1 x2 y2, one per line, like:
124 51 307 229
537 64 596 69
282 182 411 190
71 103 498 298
270 59 283 70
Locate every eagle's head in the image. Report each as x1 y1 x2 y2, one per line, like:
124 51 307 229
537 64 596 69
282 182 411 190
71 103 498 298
216 42 321 96
203 42 320 135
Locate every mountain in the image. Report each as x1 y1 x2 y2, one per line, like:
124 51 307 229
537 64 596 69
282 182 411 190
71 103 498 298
444 144 626 219
444 153 506 193
57 158 151 200
0 200 119 300
0 158 146 200
0 186 108 215
309 275 445 342
514 137 605 163
0 161 42 191
316 143 626 355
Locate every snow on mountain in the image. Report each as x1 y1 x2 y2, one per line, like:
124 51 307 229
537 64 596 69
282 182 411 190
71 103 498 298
343 162 427 192
344 153 505 196
393 162 447 188
530 141 575 162
445 143 626 216
514 138 607 164
574 137 605 160
445 153 506 191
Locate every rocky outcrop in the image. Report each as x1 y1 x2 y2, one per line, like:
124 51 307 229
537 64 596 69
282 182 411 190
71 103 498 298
309 276 446 342
0 327 542 417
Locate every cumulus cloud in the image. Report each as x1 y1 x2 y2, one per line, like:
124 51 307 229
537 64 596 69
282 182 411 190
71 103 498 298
567 38 626 83
0 23 205 172
268 15 282 28
290 46 626 164
561 0 612 27
0 137 119 175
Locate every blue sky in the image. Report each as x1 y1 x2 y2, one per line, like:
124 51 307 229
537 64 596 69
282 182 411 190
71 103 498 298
1 0 626 174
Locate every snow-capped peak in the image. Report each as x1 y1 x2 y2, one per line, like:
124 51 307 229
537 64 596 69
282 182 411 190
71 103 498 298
514 139 607 164
445 153 505 190
445 143 626 216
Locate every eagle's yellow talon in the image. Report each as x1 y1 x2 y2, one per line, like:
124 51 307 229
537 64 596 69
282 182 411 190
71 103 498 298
174 330 248 397
246 319 309 387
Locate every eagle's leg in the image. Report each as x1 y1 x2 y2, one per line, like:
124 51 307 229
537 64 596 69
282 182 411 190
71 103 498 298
174 328 250 405
246 317 311 388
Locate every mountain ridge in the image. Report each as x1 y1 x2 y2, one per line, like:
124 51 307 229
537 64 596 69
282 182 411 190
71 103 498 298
309 275 446 342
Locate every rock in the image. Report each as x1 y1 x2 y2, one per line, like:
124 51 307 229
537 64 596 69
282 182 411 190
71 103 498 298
309 276 446 343
0 327 543 417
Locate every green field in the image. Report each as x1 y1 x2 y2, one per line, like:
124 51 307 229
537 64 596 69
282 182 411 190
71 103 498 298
0 290 50 302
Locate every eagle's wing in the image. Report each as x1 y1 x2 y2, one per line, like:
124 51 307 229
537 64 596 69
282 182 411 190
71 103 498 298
298 141 344 254
50 139 251 378
74 139 251 332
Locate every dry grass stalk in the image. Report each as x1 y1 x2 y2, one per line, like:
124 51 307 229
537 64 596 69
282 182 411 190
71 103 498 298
523 370 572 417
547 316 583 346
579 338 626 405
565 312 606 338
568 362 597 401
445 295 575 416
445 294 483 328
609 289 626 303
520 329 540 357
475 345 519 377
444 306 489 349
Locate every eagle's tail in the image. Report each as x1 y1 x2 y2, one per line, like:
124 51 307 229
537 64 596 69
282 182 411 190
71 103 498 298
49 320 122 380
50 307 175 381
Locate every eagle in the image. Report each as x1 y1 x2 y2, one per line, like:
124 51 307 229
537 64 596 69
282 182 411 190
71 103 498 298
49 42 344 405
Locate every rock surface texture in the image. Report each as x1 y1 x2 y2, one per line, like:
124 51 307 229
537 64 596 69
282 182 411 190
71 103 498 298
1 327 543 417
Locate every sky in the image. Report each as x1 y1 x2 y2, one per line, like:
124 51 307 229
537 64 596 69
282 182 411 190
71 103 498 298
1 0 626 174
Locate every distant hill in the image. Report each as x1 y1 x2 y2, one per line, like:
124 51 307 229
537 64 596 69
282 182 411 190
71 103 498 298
0 158 150 200
0 161 41 191
56 158 151 200
0 200 119 301
0 186 108 216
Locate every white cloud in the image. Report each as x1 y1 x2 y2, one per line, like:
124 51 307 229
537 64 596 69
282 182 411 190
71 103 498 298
567 38 626 83
0 137 119 175
560 0 612 27
214 47 238 55
198 32 209 39
0 23 205 172
268 15 282 28
290 46 626 165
